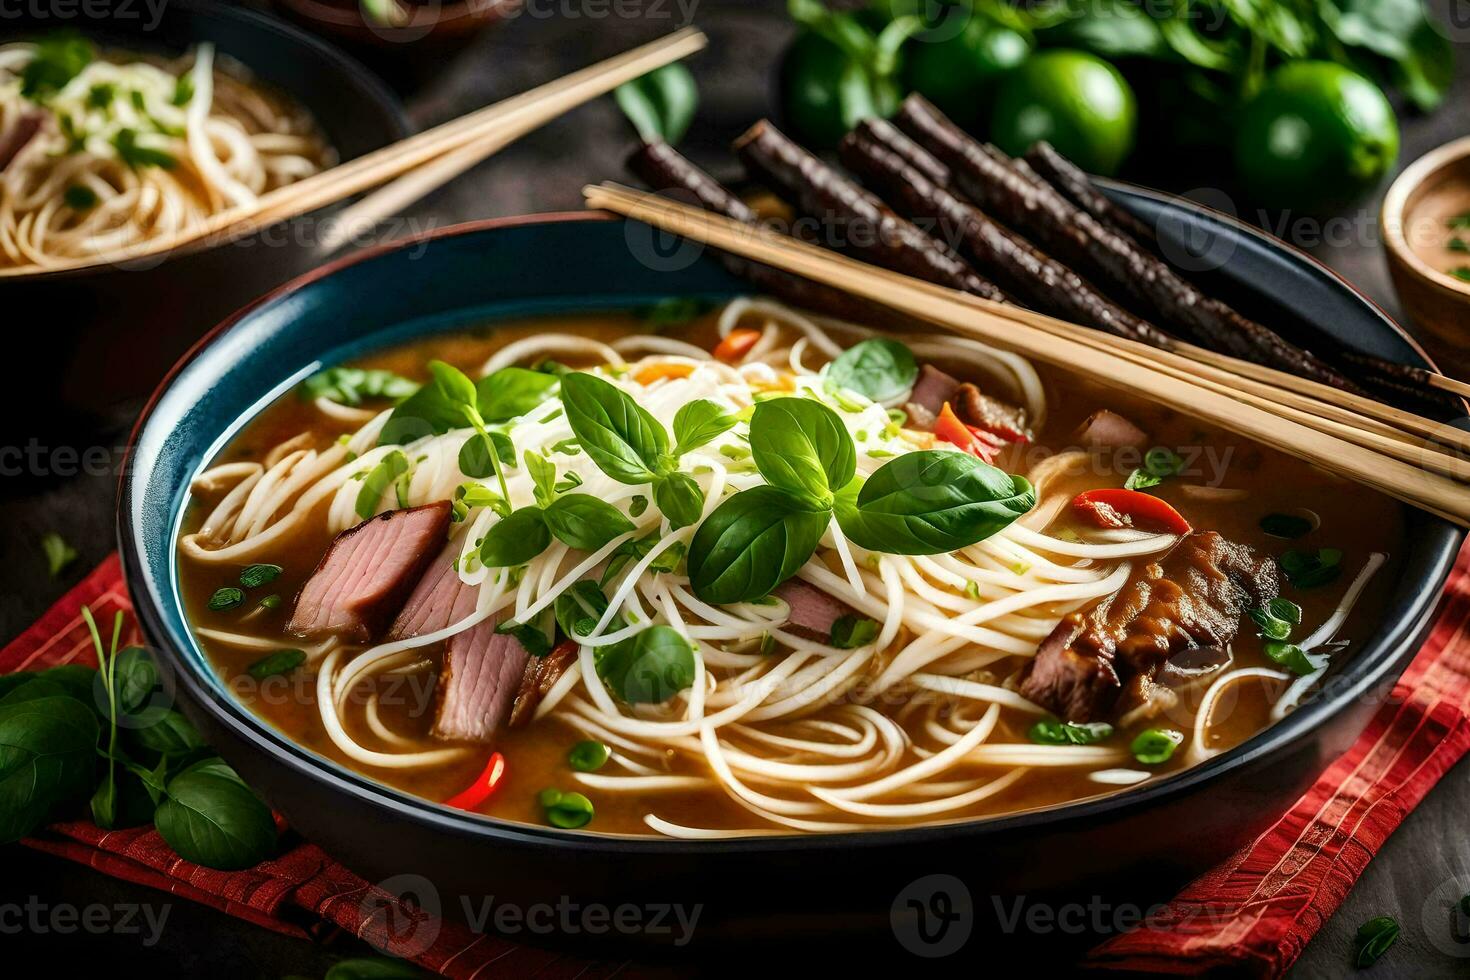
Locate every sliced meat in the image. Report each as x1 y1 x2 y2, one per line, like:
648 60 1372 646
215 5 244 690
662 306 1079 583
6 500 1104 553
433 621 531 743
774 579 852 641
954 382 1029 442
1019 531 1279 722
288 501 450 642
907 363 961 417
1074 410 1148 451
1117 645 1233 725
0 111 43 172
510 638 578 728
387 545 464 640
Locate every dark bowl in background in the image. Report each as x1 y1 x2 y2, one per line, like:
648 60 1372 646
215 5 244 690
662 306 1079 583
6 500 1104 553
1 0 409 442
119 208 1462 962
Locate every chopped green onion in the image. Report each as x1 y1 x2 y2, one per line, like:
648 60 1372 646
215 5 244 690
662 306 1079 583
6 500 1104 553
239 563 282 589
1248 598 1302 641
1453 267 1470 283
1029 719 1114 746
539 788 594 829
63 184 97 210
1130 728 1183 765
1264 640 1327 676
257 594 282 611
568 740 610 773
1450 237 1470 254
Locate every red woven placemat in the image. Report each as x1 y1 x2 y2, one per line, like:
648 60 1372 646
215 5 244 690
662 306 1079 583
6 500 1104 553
11 547 1470 976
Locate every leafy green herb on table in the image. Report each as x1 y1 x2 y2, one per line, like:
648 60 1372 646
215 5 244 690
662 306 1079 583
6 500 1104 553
1353 915 1399 968
41 530 78 578
615 63 698 145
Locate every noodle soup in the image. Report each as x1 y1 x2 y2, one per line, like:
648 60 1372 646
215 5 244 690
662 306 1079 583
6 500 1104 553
0 32 333 268
177 300 1403 837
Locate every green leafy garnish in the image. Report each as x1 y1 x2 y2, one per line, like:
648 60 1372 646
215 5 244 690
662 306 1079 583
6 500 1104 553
1353 916 1399 968
1248 597 1303 641
41 531 77 578
1130 728 1183 765
1280 548 1343 588
355 450 411 520
245 649 306 681
239 564 282 589
595 624 697 704
561 372 668 485
302 367 419 406
20 31 94 99
1029 719 1115 746
672 399 737 456
113 128 176 170
207 587 244 611
63 184 97 211
1264 640 1328 676
614 63 698 145
568 740 610 773
749 398 855 502
1124 446 1185 492
829 614 880 649
825 338 918 402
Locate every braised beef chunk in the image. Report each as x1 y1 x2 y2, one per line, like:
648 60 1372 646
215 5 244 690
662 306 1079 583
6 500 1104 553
288 501 451 642
1019 532 1279 722
954 382 1030 442
907 363 961 419
510 639 578 728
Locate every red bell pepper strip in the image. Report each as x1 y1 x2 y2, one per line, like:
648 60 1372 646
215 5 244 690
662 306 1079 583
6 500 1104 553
443 751 507 811
1072 489 1192 535
933 402 1001 461
712 328 762 363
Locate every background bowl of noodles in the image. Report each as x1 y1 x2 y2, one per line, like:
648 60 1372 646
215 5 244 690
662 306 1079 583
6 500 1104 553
119 210 1461 955
2 0 408 442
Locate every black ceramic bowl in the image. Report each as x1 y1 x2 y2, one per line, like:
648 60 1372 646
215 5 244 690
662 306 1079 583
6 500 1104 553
120 207 1463 961
1 0 409 436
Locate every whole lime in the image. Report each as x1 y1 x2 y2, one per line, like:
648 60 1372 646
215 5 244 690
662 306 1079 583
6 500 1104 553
905 14 1032 130
989 49 1137 175
1234 61 1399 213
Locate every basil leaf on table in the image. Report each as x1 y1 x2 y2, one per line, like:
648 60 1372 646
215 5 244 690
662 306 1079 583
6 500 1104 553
154 760 276 870
749 398 855 502
825 338 918 402
596 624 697 704
688 485 832 604
542 494 636 552
476 367 559 423
130 708 207 756
111 646 160 716
479 507 553 567
672 398 737 456
614 63 698 145
653 472 705 530
834 450 1035 554
0 696 101 843
561 372 669 485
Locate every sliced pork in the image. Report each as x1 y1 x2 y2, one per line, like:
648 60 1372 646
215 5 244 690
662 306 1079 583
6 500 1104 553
907 364 961 420
288 501 450 642
774 579 851 641
1019 531 1279 722
904 363 1029 440
1074 410 1148 451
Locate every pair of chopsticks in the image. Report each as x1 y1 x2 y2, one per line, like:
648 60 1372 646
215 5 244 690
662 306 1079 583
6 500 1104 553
583 182 1470 528
0 28 707 278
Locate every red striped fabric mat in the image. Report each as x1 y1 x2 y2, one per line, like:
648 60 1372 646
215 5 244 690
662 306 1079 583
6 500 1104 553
9 547 1470 976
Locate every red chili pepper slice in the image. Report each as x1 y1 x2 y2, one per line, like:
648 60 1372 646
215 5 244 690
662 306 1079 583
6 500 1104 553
1072 489 1192 535
712 328 761 363
933 402 1000 461
443 751 507 811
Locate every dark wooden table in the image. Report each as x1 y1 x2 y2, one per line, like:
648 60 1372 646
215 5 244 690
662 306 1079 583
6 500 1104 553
6 1 1470 975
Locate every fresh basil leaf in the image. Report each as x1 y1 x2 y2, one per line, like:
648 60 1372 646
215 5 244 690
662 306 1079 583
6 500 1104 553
650 541 686 575
835 451 1034 554
301 367 419 406
749 398 855 501
596 625 696 704
154 763 276 870
543 494 636 552
561 373 669 484
825 338 918 402
476 367 559 423
380 360 478 446
525 450 558 508
601 533 657 586
653 472 705 530
614 62 698 144
91 761 156 830
1354 915 1400 968
246 649 306 682
457 432 498 481
456 483 509 518
829 615 879 649
0 696 100 843
1248 606 1292 641
479 507 552 567
672 399 737 456
555 581 612 639
111 646 160 716
132 709 206 755
688 485 831 604
356 450 410 519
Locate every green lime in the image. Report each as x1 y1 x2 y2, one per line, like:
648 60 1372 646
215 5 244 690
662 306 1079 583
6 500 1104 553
1234 61 1399 214
905 14 1032 131
989 50 1137 176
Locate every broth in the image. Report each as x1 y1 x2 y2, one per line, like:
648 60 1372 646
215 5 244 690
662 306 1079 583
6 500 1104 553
177 305 1404 836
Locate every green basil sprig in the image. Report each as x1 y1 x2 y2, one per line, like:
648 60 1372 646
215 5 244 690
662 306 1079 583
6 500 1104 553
478 449 636 568
825 338 918 403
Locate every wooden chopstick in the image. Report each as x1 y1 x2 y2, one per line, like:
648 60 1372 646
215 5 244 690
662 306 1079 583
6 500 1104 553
583 182 1470 527
0 28 707 278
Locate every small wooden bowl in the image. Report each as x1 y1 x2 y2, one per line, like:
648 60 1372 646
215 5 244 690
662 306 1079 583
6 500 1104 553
1382 137 1470 375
